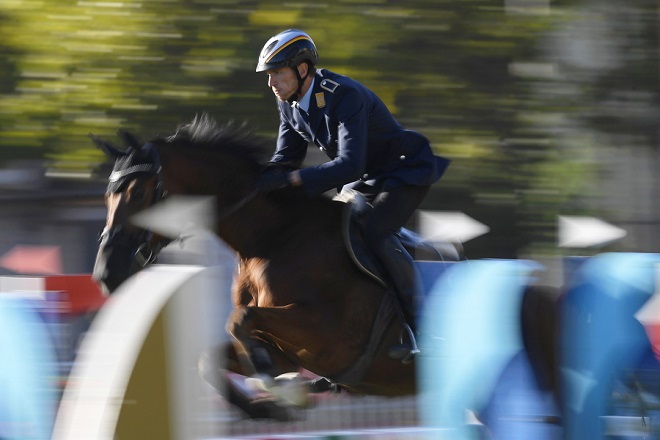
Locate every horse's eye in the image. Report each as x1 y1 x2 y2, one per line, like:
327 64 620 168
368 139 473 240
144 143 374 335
131 188 146 203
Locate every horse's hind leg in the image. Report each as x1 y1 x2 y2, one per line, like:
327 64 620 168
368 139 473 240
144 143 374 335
521 284 560 394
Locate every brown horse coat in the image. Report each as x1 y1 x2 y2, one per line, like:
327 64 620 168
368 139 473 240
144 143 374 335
93 116 416 397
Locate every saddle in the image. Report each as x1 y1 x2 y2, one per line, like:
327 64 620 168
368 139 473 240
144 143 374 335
331 189 461 374
334 189 460 286
334 189 387 288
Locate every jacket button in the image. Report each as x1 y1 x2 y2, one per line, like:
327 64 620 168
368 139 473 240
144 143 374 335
400 155 406 160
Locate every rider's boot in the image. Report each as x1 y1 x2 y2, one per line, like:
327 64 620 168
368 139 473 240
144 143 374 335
373 235 422 360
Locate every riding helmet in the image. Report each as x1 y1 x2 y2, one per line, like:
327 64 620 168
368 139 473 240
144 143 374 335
256 29 319 72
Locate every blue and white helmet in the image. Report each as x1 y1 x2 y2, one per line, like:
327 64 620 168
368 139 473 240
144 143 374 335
256 29 319 72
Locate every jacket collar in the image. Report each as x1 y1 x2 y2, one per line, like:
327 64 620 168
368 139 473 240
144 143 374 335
291 77 315 113
306 73 326 141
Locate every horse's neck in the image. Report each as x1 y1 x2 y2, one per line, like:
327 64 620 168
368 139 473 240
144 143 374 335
215 196 289 256
216 194 338 258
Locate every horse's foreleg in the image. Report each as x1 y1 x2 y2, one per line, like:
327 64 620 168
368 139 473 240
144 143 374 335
197 341 302 420
228 302 364 378
227 305 324 411
197 342 237 393
226 306 299 379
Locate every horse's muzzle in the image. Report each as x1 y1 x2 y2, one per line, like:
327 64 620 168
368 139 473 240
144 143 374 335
93 227 142 294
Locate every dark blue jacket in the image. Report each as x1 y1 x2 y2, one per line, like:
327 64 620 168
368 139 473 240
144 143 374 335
270 68 450 195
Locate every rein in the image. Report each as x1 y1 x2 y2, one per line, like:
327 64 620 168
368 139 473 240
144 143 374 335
132 186 258 266
217 188 260 222
109 145 260 268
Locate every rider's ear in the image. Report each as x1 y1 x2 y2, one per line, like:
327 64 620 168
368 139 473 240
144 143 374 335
296 62 308 79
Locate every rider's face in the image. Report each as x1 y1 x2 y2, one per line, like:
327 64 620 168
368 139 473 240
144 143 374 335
266 66 299 102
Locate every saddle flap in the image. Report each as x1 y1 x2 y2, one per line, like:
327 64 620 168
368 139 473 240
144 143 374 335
334 190 387 288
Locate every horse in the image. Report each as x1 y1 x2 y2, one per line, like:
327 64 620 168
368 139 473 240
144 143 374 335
91 114 467 418
93 115 660 435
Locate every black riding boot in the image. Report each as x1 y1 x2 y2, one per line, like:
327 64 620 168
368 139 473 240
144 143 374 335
373 235 422 334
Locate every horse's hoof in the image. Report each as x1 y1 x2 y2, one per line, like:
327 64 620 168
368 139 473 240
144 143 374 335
272 372 310 408
307 377 341 394
250 397 303 421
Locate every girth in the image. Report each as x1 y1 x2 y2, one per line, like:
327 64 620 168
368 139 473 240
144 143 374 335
329 286 399 385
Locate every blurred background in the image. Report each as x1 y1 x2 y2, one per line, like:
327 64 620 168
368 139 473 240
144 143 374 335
0 1 658 439
0 0 657 277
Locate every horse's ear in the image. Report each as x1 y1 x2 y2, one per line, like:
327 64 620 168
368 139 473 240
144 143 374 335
117 129 142 150
89 133 126 159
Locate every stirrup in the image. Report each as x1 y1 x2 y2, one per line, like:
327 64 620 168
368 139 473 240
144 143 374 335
401 323 420 363
388 323 420 364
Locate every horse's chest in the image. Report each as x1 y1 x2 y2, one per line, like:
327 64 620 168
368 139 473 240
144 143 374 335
238 261 293 307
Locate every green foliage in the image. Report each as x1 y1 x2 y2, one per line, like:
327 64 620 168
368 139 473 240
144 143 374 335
0 0 656 255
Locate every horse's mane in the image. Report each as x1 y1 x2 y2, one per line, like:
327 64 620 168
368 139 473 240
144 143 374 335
153 114 272 166
153 114 337 211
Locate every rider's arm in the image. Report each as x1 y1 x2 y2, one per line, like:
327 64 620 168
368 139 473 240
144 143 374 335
297 89 369 195
270 105 308 169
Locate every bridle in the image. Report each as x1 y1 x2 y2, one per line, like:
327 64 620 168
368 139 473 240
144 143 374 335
102 149 169 269
102 143 261 269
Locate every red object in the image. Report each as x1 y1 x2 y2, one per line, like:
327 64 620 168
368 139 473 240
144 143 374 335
45 275 106 314
0 245 62 275
644 323 660 361
636 294 660 363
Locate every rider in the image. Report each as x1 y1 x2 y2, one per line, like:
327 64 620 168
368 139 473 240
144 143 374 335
255 29 450 349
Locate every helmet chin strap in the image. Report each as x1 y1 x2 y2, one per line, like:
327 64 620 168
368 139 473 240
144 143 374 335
287 65 308 104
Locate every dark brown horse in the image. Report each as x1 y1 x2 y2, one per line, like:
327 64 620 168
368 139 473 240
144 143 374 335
92 115 660 434
92 115 462 417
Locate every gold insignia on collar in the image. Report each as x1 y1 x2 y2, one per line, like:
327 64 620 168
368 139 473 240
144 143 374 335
315 92 326 108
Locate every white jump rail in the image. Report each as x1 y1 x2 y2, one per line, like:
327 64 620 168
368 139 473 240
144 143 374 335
52 265 230 440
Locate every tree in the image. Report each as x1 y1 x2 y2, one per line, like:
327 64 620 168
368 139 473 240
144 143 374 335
1 0 654 256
